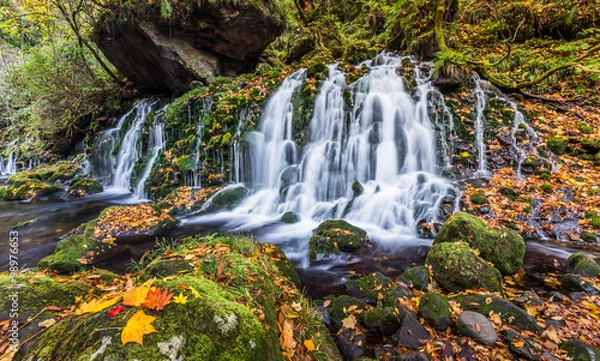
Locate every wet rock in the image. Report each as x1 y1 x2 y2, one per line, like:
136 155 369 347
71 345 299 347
383 284 413 308
561 274 598 295
426 242 503 293
501 329 538 360
397 352 431 361
345 272 391 304
309 220 368 260
281 211 301 224
560 340 600 361
454 295 542 332
352 180 364 197
317 305 331 326
336 327 367 361
363 307 399 336
330 295 368 329
37 235 127 274
418 293 452 331
457 311 497 346
393 312 431 349
433 212 525 275
565 252 600 278
94 1 285 93
206 186 249 211
401 266 430 290
66 178 103 198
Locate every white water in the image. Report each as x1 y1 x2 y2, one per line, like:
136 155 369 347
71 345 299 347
0 139 18 176
472 73 489 177
112 99 157 191
191 97 213 188
191 54 458 243
134 105 167 198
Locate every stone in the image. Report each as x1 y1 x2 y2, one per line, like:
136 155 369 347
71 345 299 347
206 186 249 211
397 352 431 361
393 312 431 349
418 293 452 331
67 178 103 198
345 272 391 304
500 329 537 360
383 284 412 308
426 242 503 293
94 0 285 94
281 211 301 224
401 266 430 290
309 219 368 260
454 295 542 332
336 327 367 361
362 307 400 336
433 212 525 275
457 311 497 346
560 340 600 361
329 295 368 329
565 252 600 278
561 274 598 295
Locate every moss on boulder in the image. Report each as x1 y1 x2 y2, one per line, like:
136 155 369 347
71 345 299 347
565 252 600 278
454 295 542 332
382 285 412 308
418 293 452 331
141 259 194 279
37 235 125 274
67 178 103 197
330 295 368 329
345 272 391 304
426 242 503 293
362 307 399 336
309 219 368 260
560 340 600 361
281 211 301 224
433 212 525 275
401 266 430 290
206 186 249 212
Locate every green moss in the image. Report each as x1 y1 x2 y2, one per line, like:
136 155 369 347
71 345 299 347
329 295 367 328
281 211 300 224
547 137 568 155
309 235 341 260
37 235 119 274
68 178 103 195
565 252 600 278
314 220 368 252
345 272 391 304
499 187 519 201
207 186 249 211
352 180 364 197
434 212 525 275
560 340 600 360
581 138 600 154
540 183 554 194
469 191 489 205
426 242 503 293
362 307 399 336
581 232 597 242
418 293 452 331
382 285 412 308
401 266 430 291
453 295 542 332
140 259 194 280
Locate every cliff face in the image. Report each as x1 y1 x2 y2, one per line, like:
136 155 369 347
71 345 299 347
94 0 286 94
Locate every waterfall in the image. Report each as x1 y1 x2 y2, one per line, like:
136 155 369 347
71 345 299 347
472 73 489 177
0 139 19 176
134 105 167 198
234 54 457 234
191 97 213 188
112 99 157 190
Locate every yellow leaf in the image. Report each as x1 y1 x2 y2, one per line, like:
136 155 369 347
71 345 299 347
304 339 315 351
342 315 357 329
524 304 539 317
513 341 525 348
173 292 188 305
121 310 157 346
280 319 296 351
122 286 151 307
292 302 302 312
76 295 121 315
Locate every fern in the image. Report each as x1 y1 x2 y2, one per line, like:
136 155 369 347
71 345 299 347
161 0 173 19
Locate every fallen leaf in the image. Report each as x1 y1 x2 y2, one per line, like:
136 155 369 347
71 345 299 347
280 319 296 351
342 315 357 329
173 292 188 305
121 310 157 346
38 319 56 328
108 304 126 317
142 287 173 311
76 295 121 315
304 339 315 351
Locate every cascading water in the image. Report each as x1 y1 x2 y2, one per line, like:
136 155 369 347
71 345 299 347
112 99 157 190
472 73 489 177
232 54 457 235
134 106 167 198
1 139 18 176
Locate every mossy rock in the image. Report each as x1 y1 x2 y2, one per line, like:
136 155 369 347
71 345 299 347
330 295 368 329
140 259 194 280
309 219 368 259
345 272 391 304
565 252 600 278
418 293 452 331
453 295 542 332
401 266 430 290
560 340 600 361
547 137 568 155
281 211 301 224
6 173 37 186
362 307 399 336
3 179 64 200
433 212 525 275
561 274 597 294
469 191 489 205
426 242 503 293
67 178 104 197
206 186 249 211
382 285 412 308
37 235 124 274
0 186 22 201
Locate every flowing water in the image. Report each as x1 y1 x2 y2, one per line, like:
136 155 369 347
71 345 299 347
472 73 489 177
134 105 167 198
0 139 18 176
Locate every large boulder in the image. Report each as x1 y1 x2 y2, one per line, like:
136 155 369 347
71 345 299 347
433 212 525 275
309 220 368 260
426 242 503 293
565 252 600 278
94 1 286 93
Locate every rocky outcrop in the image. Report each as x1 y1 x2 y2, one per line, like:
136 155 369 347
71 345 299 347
94 1 286 94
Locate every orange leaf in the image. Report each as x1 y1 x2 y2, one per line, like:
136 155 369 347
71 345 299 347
121 310 157 346
122 286 151 307
304 339 315 351
141 287 173 311
280 319 296 351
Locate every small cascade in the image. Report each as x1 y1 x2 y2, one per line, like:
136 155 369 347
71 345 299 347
0 139 19 176
231 113 246 184
233 54 457 234
191 97 213 188
472 73 489 177
112 99 157 190
134 105 167 198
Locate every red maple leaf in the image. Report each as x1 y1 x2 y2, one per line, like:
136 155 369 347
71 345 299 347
141 288 173 311
107 304 125 317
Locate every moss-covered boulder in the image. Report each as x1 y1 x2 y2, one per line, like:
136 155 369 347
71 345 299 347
426 242 503 293
329 295 368 329
38 235 126 274
309 219 368 260
433 212 525 275
345 272 391 304
160 186 220 215
454 295 542 332
206 185 249 212
362 307 400 336
67 178 103 197
85 204 178 242
560 340 600 361
281 211 301 224
140 259 194 279
418 293 452 331
565 252 600 278
382 285 412 308
401 266 430 290
561 274 598 294
0 179 63 200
